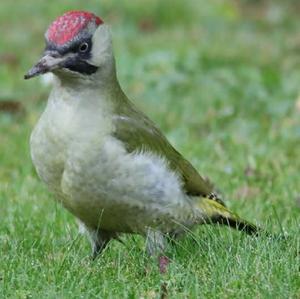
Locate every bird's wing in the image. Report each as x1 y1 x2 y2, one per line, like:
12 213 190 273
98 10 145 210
112 107 214 198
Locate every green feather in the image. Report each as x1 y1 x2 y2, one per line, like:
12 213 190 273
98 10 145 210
113 96 213 197
112 92 259 234
197 197 259 235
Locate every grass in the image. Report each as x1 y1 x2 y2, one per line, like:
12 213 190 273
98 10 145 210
0 0 300 298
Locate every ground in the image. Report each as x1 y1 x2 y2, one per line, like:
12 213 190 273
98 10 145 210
0 0 299 298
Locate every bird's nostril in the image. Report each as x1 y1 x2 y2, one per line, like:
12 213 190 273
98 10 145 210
45 50 61 58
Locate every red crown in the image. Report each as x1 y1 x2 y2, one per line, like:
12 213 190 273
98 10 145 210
46 11 103 45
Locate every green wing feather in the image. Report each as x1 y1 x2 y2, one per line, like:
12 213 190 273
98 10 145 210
112 98 260 235
197 197 259 235
113 101 214 197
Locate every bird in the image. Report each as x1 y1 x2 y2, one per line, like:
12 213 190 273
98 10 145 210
25 11 260 265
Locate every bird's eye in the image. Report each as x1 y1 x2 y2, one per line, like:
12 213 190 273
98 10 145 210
79 42 89 53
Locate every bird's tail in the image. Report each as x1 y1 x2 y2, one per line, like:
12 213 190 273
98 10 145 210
197 197 260 235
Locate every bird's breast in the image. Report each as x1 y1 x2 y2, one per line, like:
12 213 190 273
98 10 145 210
30 86 113 198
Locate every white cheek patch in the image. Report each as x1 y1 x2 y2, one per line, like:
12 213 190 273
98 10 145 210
89 25 113 67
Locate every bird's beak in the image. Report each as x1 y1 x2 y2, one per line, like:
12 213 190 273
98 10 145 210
24 51 65 80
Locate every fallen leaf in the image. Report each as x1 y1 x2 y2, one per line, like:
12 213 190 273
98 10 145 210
0 101 25 114
0 53 19 68
138 19 156 32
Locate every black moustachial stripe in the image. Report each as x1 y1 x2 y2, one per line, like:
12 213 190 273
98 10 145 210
63 57 98 75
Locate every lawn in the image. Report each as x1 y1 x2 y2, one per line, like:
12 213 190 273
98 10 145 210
0 0 299 298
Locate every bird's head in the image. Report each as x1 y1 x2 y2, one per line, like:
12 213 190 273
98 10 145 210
25 11 114 83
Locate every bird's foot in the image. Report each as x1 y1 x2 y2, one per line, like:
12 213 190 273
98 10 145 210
158 255 170 274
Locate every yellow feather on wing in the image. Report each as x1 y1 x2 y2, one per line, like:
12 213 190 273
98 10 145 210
197 197 259 235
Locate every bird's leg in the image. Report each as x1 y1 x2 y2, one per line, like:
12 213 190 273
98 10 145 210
78 221 113 259
146 229 166 255
90 229 113 259
145 228 170 274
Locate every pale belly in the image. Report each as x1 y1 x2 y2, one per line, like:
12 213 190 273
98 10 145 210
31 126 195 234
60 137 195 233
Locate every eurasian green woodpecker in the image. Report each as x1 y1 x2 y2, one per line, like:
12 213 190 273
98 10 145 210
25 11 259 263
